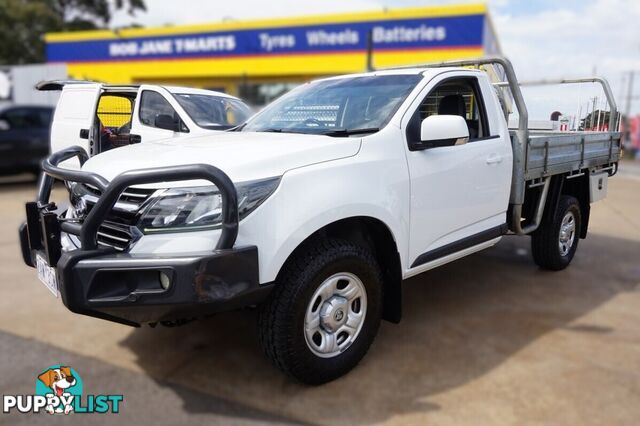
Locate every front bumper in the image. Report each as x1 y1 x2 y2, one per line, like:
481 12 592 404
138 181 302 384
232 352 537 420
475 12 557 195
21 146 268 326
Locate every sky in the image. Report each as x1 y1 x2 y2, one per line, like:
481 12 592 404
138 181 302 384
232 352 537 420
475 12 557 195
110 0 640 119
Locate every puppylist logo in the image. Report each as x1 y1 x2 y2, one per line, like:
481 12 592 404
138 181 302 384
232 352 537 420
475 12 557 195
3 365 123 415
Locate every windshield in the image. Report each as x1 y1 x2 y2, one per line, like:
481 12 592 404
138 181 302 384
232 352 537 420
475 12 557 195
241 74 422 136
174 94 252 130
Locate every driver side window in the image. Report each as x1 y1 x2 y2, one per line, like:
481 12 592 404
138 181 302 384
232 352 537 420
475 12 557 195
139 91 187 132
407 77 490 144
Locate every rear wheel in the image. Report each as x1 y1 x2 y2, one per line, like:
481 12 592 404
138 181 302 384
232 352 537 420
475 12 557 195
258 238 383 385
531 195 581 270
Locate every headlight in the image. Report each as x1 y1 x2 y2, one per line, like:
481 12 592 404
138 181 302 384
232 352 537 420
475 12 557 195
138 177 280 233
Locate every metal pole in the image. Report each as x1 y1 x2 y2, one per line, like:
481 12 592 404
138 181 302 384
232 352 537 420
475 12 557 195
366 30 374 72
575 103 582 131
585 99 592 131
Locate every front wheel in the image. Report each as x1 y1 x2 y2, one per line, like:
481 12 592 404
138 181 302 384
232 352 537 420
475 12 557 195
531 195 582 270
258 238 383 385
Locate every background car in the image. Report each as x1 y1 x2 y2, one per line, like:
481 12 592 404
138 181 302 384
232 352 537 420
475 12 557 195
0 105 53 176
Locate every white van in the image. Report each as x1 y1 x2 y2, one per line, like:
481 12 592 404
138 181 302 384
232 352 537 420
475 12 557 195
37 81 252 167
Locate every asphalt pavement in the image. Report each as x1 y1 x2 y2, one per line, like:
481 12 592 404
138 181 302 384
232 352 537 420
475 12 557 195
0 162 639 425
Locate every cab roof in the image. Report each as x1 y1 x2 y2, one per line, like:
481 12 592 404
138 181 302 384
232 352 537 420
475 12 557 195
313 66 480 83
35 80 238 100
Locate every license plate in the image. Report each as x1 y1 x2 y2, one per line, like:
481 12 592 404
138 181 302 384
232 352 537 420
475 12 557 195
36 255 59 297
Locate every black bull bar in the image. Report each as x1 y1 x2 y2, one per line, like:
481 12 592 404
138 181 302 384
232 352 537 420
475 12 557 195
19 146 266 326
29 145 239 258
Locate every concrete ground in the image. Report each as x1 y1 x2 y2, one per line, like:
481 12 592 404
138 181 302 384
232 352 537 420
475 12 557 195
0 163 639 425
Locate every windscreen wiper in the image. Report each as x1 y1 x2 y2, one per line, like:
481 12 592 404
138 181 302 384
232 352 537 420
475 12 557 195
230 123 247 131
320 127 380 137
261 128 311 134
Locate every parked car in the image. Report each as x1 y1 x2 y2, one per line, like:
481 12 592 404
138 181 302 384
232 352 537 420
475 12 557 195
0 105 52 176
21 57 621 385
37 81 253 167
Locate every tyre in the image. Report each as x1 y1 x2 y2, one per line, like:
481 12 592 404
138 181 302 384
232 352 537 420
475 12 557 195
531 195 581 271
258 238 383 385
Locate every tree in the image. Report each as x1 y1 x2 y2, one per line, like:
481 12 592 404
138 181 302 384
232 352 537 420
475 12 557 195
49 0 146 30
0 0 146 65
0 2 59 64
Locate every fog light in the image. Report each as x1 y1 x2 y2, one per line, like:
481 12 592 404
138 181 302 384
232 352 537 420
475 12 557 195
159 272 171 290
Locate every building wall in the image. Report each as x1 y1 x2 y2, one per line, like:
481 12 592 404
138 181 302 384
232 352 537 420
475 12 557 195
0 63 67 109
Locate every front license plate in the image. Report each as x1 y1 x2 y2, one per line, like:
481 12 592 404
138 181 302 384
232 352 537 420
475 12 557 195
36 254 59 297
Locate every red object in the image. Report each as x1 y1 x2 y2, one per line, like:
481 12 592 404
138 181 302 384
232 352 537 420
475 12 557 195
630 116 640 149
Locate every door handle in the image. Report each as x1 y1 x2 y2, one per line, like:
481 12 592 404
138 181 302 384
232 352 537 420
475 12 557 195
486 154 503 165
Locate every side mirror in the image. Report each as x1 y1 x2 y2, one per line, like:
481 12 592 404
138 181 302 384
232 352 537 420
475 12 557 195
154 114 179 132
411 115 470 150
0 119 10 131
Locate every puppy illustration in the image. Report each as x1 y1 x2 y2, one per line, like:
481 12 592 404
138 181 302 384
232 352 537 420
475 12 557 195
37 366 76 414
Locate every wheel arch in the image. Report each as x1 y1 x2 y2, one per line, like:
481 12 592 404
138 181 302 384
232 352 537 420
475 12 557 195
274 216 403 324
560 173 590 238
527 173 591 239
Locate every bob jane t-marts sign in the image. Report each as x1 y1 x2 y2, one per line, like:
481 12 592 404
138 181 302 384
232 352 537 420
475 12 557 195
45 13 484 63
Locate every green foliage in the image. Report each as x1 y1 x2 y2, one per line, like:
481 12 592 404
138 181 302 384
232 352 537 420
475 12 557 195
0 0 146 65
0 1 59 64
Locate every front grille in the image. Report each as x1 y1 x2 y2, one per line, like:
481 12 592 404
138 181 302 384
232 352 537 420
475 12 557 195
74 184 157 251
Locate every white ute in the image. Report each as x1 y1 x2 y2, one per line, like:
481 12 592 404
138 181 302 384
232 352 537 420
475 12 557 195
22 57 621 384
